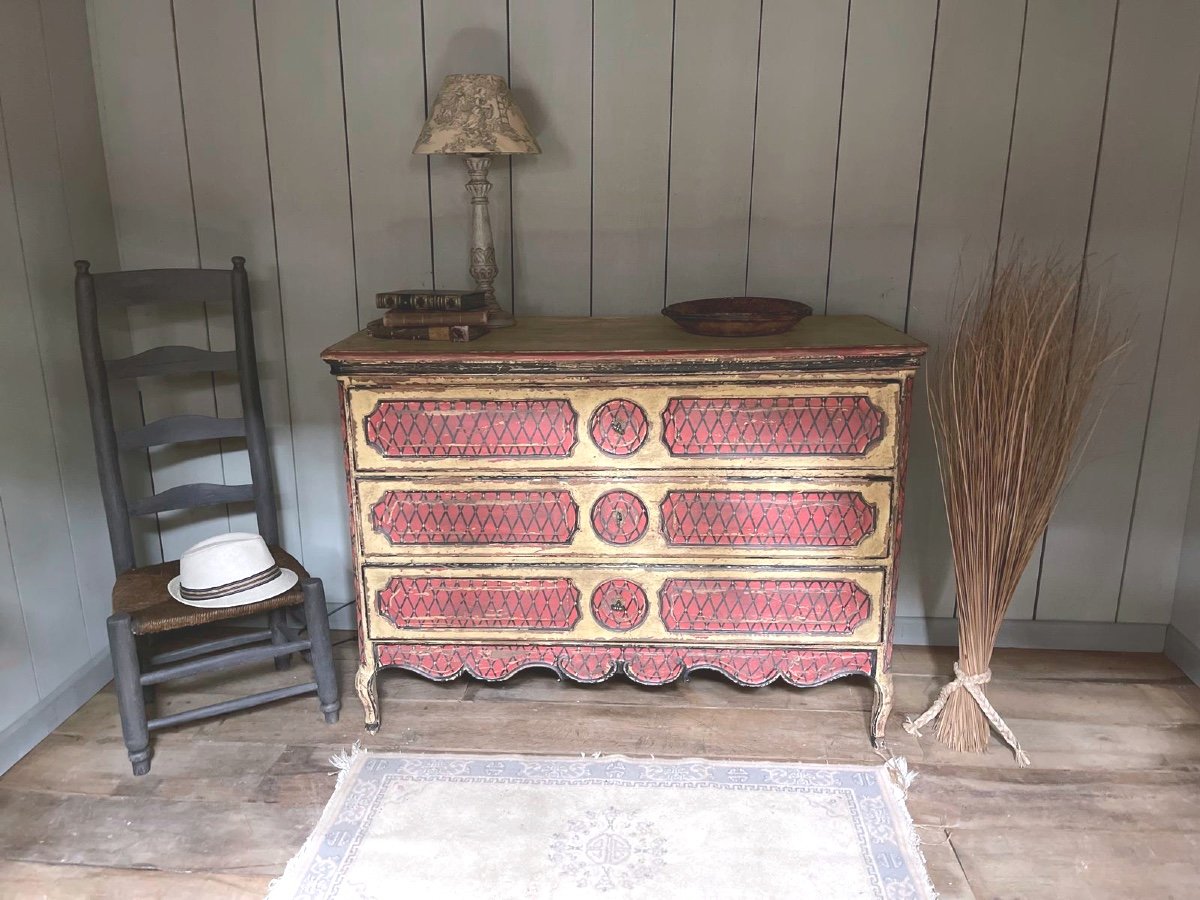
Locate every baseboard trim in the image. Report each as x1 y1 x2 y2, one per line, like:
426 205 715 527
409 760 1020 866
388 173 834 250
895 617 1167 652
0 649 112 775
1165 626 1200 685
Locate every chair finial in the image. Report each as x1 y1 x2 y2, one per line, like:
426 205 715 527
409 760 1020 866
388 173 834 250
74 260 91 274
232 256 246 269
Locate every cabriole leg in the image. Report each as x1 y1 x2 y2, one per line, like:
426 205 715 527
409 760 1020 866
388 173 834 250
108 612 151 776
871 671 894 750
355 654 380 734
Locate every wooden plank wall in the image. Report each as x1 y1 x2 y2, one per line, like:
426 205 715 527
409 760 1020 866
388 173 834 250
79 0 1200 632
0 0 119 732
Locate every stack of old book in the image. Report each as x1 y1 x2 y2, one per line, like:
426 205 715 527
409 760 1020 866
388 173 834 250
367 289 490 341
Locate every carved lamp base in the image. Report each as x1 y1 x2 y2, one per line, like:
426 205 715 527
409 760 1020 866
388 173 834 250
464 154 513 328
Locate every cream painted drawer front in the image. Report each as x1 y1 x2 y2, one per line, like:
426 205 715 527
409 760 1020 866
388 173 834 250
346 381 900 474
361 564 886 646
356 475 893 562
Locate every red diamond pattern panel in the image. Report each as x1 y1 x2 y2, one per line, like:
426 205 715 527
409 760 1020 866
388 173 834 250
376 577 581 630
590 491 649 545
659 578 871 634
371 490 578 545
661 396 886 456
589 398 650 456
661 490 876 547
363 399 578 458
591 579 649 631
377 643 874 687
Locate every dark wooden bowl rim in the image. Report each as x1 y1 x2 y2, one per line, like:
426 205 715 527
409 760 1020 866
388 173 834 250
662 296 814 323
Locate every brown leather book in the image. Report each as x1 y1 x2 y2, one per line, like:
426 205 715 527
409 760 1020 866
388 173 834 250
367 319 490 342
375 290 487 311
381 307 489 327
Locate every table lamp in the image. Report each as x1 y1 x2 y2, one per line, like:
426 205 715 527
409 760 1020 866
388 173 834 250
414 74 540 328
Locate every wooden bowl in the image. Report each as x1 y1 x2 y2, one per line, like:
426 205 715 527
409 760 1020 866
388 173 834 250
662 296 814 337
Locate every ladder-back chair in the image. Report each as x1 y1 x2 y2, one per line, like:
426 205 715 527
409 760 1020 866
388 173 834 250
75 257 339 776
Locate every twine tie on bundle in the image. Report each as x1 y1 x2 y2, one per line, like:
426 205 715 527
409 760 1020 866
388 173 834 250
903 663 1031 767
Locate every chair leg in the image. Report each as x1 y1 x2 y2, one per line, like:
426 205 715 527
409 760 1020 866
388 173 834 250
108 613 151 776
269 608 293 671
301 578 341 724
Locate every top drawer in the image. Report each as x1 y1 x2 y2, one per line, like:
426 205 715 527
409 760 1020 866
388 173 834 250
345 381 900 473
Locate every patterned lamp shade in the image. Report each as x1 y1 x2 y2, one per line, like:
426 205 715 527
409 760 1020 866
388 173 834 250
413 74 541 155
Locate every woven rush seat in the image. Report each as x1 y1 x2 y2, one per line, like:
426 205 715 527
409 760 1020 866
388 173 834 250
113 545 308 635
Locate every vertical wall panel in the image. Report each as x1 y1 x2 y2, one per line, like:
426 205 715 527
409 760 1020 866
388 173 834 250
173 0 302 549
1170 410 1200 647
746 0 847 305
1120 75 1200 623
998 0 1115 256
997 0 1116 619
0 0 115 652
899 0 1025 620
509 0 592 317
664 0 761 303
590 0 672 315
422 1 512 310
825 0 937 325
255 0 358 604
90 0 221 562
41 0 120 272
1038 0 1200 621
0 495 38 732
41 0 124 654
56 1 153 579
0 100 92 692
340 0 433 325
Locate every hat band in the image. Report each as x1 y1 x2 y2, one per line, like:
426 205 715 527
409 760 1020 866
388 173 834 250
179 564 281 601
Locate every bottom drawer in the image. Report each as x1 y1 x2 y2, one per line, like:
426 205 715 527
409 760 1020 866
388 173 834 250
361 565 885 644
374 641 878 687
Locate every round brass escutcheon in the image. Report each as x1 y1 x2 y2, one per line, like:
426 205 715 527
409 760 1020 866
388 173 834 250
590 578 649 632
590 490 649 545
588 399 649 456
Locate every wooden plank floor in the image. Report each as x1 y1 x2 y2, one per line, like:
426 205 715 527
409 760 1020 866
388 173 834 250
2 635 1198 899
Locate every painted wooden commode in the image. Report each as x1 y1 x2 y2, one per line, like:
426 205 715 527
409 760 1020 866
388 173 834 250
322 315 925 747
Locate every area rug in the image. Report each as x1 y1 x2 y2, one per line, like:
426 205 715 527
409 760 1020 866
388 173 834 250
268 751 934 900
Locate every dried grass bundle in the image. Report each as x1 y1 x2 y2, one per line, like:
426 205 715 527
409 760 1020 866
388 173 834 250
913 254 1123 761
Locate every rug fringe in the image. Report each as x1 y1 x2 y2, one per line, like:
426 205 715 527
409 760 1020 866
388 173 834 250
265 743 366 899
883 755 917 799
330 740 365 789
880 758 939 900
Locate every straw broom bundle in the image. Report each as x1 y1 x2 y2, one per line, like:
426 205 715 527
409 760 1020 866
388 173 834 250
905 254 1123 763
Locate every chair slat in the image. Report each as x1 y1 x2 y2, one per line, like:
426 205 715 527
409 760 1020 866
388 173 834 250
128 482 256 517
117 414 246 450
106 345 238 379
93 268 230 307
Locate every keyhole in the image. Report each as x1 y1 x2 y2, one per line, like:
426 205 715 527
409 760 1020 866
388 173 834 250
610 598 626 612
612 416 626 435
614 509 625 527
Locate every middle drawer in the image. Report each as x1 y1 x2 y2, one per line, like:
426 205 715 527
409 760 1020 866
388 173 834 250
356 475 893 562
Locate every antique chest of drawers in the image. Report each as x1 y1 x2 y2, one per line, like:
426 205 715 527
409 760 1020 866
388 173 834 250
322 315 925 747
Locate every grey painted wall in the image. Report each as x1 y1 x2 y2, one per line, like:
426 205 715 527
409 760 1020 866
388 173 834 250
1166 436 1200 662
0 0 119 736
81 0 1200 633
1170 432 1200 667
1167 49 1200 680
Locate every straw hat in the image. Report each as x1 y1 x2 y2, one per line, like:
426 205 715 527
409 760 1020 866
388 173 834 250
168 532 298 608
